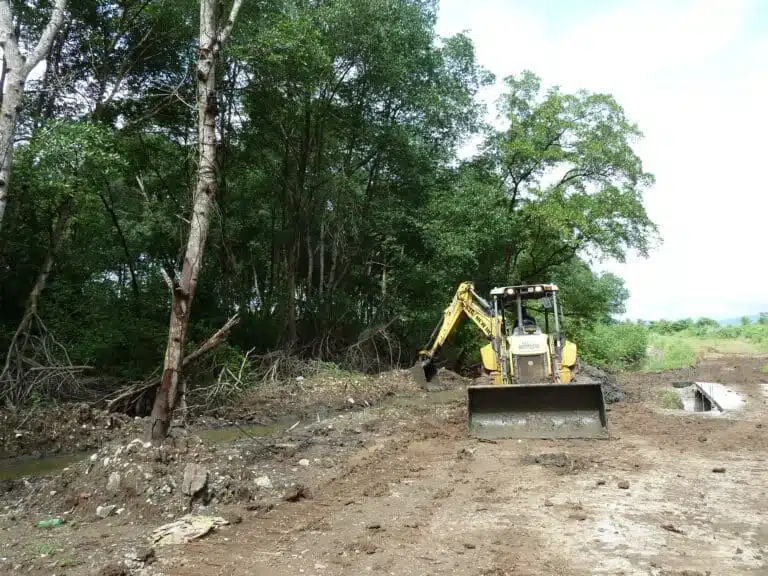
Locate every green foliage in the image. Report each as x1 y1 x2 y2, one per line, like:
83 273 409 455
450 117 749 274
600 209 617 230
577 321 648 371
658 390 683 410
644 333 697 371
0 0 663 405
642 321 768 371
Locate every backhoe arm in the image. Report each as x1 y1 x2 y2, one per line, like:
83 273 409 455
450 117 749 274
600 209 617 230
413 282 501 386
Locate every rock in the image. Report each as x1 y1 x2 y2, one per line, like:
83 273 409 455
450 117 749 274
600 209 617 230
463 542 476 549
712 467 726 473
298 458 310 467
596 479 606 486
661 523 685 534
224 512 242 525
106 472 121 493
182 464 208 497
97 562 128 576
617 480 630 490
283 484 309 502
568 512 587 521
127 546 155 564
457 447 475 460
255 475 272 489
245 502 274 514
366 522 382 530
544 499 554 507
96 505 116 519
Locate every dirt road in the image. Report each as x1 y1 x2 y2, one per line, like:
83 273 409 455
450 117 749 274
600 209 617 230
166 357 767 576
2 357 767 575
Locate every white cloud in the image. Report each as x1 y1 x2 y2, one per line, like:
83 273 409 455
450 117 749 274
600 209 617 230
437 0 768 320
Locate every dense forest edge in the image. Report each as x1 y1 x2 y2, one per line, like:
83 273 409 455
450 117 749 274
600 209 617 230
0 0 761 426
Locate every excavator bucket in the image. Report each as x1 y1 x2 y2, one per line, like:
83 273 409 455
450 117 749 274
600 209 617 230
467 382 609 440
410 357 439 390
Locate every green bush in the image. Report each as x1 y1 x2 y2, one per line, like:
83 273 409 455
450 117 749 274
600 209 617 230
644 334 696 371
659 389 683 409
577 322 648 371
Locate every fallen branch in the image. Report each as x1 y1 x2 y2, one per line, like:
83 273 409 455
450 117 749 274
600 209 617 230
106 314 240 411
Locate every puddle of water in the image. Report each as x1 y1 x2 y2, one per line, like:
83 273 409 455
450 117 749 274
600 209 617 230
0 423 283 481
197 424 280 443
0 388 464 481
0 452 90 481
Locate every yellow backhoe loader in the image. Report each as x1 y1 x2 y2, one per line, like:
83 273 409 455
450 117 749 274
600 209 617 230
412 282 608 440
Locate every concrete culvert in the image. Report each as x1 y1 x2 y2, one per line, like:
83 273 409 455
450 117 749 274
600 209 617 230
672 381 694 389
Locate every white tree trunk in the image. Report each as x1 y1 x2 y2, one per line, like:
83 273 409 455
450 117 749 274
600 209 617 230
149 0 243 443
0 0 68 232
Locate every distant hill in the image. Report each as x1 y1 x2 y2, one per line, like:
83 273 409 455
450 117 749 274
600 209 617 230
719 313 763 326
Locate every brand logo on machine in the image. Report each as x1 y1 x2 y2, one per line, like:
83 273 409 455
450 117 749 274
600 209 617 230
518 341 540 351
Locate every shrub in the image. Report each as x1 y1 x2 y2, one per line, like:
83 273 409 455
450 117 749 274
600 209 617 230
577 322 648 371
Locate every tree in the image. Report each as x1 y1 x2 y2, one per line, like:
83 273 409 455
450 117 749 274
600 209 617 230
0 0 68 232
148 0 243 443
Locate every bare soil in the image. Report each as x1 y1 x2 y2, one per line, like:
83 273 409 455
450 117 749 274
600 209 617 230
2 357 768 575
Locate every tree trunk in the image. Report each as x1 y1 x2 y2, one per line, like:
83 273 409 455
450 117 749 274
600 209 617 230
318 212 325 297
281 240 298 346
0 0 68 233
306 231 313 300
148 0 243 444
0 196 73 386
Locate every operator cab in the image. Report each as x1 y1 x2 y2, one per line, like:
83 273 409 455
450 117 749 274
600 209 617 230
512 305 540 335
490 283 559 337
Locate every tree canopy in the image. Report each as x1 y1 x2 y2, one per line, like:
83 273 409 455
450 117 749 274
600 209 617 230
0 0 659 407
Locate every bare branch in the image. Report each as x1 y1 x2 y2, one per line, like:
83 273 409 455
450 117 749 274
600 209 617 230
22 0 68 77
217 0 244 47
160 266 174 291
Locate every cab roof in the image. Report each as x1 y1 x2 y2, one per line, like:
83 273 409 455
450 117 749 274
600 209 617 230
489 284 559 299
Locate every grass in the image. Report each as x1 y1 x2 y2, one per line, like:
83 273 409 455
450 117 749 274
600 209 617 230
579 319 768 374
658 389 683 409
643 330 768 372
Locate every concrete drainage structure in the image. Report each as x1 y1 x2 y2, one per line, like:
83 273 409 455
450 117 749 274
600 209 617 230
673 381 744 414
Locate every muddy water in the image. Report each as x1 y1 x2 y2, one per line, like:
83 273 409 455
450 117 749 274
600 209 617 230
0 387 462 481
0 423 284 482
0 452 90 481
197 423 281 443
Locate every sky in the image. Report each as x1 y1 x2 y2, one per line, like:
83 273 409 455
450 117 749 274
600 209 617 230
436 0 768 321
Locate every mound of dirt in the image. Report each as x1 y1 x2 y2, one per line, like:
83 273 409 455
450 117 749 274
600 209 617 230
0 403 142 460
577 364 627 404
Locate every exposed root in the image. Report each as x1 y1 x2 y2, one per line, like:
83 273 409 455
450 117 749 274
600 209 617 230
0 311 90 408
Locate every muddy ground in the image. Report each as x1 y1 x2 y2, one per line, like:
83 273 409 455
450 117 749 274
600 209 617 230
1 357 767 575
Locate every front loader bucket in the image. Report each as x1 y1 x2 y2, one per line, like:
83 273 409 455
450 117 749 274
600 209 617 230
410 357 439 390
467 382 608 440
